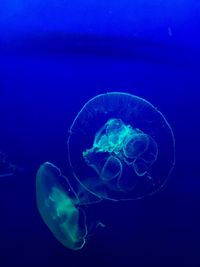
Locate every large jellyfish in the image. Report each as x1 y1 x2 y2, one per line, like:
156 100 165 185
36 92 175 250
67 92 175 201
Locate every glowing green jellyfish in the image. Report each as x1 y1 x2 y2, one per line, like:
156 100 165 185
36 162 97 250
67 92 175 201
36 92 175 250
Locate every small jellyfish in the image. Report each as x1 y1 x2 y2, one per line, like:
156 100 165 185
0 150 17 178
36 162 91 250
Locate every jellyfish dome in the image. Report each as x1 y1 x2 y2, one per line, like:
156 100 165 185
67 92 175 201
36 162 89 250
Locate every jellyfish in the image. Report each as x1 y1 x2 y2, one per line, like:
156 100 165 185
36 92 175 250
0 150 17 178
67 92 175 201
36 162 101 250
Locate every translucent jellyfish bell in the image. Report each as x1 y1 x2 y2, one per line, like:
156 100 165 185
67 92 175 201
36 162 99 250
0 150 17 178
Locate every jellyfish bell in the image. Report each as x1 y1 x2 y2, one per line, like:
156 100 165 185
36 162 98 250
0 150 18 178
67 92 175 201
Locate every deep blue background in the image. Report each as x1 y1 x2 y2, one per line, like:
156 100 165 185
0 1 200 266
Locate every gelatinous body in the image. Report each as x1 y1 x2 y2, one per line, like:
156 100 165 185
36 92 175 250
68 92 175 201
36 162 88 250
0 150 17 178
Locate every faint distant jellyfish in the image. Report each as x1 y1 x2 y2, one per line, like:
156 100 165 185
36 162 101 250
0 150 17 178
67 92 175 201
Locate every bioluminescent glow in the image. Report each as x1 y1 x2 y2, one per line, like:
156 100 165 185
68 92 175 201
36 92 175 250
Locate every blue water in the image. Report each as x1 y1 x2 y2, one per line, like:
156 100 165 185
0 1 200 266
